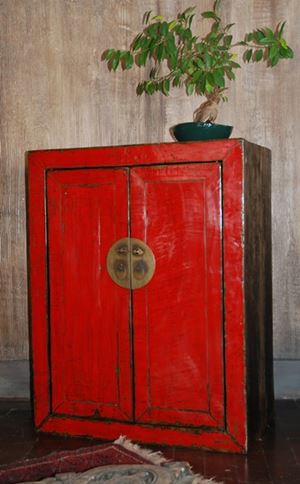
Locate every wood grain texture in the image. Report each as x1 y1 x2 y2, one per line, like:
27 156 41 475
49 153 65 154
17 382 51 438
28 140 250 452
47 169 132 421
131 164 224 428
243 141 273 437
0 0 299 359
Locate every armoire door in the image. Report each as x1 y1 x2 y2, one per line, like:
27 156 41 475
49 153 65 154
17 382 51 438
47 168 133 421
131 163 224 428
47 162 224 429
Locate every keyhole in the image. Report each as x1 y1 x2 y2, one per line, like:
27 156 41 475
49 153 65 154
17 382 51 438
114 259 128 281
132 245 144 256
133 260 148 281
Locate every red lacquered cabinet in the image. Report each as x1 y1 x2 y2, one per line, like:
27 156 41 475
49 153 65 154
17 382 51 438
27 139 273 453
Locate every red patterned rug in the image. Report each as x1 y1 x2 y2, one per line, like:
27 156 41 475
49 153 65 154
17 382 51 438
0 436 222 483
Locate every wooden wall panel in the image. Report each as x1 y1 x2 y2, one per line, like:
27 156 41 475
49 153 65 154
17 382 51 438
0 0 299 359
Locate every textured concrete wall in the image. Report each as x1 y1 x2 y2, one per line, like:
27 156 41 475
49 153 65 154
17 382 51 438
0 0 299 359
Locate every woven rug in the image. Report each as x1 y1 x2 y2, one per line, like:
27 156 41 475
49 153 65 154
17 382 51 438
0 436 222 484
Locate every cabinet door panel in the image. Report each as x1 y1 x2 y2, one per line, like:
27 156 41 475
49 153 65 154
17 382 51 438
47 168 132 421
131 163 224 428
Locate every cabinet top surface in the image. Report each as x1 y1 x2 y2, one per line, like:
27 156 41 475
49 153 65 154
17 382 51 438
27 138 270 171
28 138 267 155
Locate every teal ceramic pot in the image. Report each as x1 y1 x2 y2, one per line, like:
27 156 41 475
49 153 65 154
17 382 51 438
172 122 233 142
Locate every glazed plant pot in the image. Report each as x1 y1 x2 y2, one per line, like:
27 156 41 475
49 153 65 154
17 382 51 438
172 122 233 142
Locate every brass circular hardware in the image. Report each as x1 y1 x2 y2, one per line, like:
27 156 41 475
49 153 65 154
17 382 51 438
106 237 155 289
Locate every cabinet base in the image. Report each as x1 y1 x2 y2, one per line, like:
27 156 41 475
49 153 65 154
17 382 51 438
38 415 246 454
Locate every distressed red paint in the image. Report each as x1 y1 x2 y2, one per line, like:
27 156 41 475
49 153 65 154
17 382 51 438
27 139 273 453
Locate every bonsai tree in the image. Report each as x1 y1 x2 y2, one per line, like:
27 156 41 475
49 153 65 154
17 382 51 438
102 0 293 123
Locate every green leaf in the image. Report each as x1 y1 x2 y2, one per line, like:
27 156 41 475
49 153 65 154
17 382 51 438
142 10 152 25
285 46 294 58
111 50 121 70
157 44 164 62
192 69 203 81
205 51 213 68
148 38 157 55
181 6 196 17
229 61 241 69
205 78 214 94
253 30 265 42
145 81 155 94
270 53 280 67
225 68 235 80
255 49 263 62
207 72 215 85
277 45 294 59
201 11 221 21
224 23 235 31
244 49 253 62
172 75 182 87
169 20 177 31
265 28 275 40
269 44 279 60
138 37 150 51
186 82 194 96
149 67 158 79
257 37 273 45
169 54 178 69
131 33 144 51
104 48 115 61
213 0 222 12
137 50 148 66
161 21 169 36
199 74 206 93
213 69 225 87
211 21 221 34
182 27 192 40
152 15 164 21
195 58 205 68
194 78 204 95
162 79 170 95
279 21 286 38
215 32 224 43
188 14 195 28
149 82 156 94
195 42 204 53
136 82 145 95
181 58 191 72
224 35 233 47
280 38 288 49
166 34 177 54
147 23 159 38
279 46 287 58
124 52 134 69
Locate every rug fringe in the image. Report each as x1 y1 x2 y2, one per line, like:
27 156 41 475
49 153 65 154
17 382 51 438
114 435 167 465
114 436 223 483
191 477 223 484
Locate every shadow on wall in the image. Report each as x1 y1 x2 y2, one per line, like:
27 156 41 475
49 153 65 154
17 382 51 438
0 360 299 400
0 360 30 399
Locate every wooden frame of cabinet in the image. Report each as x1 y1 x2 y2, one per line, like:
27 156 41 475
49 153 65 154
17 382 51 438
27 139 273 453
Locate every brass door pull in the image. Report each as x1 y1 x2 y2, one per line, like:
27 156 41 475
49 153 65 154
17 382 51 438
116 245 128 255
132 245 144 256
107 238 155 289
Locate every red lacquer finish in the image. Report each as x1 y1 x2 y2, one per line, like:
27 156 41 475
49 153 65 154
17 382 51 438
47 169 132 421
27 140 252 453
131 164 223 428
